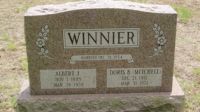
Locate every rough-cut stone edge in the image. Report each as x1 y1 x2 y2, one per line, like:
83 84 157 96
16 77 185 112
25 0 177 16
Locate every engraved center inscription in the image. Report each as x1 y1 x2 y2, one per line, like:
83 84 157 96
63 28 140 48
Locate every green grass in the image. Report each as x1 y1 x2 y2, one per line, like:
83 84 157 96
15 4 31 13
10 96 17 109
0 33 17 51
194 53 200 61
177 78 200 112
0 33 10 41
172 5 192 23
0 0 199 112
185 93 200 112
7 41 17 51
193 68 200 76
0 97 17 109
20 57 28 72
0 77 20 110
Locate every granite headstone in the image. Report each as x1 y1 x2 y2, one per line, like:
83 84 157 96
25 0 177 95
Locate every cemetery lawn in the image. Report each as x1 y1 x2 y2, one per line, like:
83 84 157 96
0 0 199 112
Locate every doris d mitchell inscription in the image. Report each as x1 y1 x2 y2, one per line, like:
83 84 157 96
25 0 177 94
107 68 162 88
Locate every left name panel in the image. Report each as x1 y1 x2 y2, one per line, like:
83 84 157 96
40 69 96 89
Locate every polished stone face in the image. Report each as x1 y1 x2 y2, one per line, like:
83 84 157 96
25 0 177 95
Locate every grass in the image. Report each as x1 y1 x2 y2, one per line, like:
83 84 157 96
0 0 200 112
177 78 200 112
15 4 31 13
172 4 192 23
0 96 17 110
20 57 28 72
0 33 17 51
193 68 200 76
0 76 20 110
185 93 200 112
194 53 200 61
10 96 17 109
0 33 10 41
7 41 17 51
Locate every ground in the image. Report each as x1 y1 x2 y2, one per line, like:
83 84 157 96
0 0 199 112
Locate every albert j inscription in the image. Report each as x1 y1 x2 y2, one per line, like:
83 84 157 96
40 69 96 89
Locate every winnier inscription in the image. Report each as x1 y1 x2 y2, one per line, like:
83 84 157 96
63 28 139 48
107 68 162 88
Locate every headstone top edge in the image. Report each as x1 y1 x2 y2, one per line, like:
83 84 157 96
25 0 177 16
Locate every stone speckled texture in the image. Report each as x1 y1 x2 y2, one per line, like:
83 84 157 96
17 77 184 112
26 0 176 16
25 0 177 95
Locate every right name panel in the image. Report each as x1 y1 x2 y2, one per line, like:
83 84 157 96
107 68 162 88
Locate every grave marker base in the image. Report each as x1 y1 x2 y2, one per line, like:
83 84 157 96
17 77 184 112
